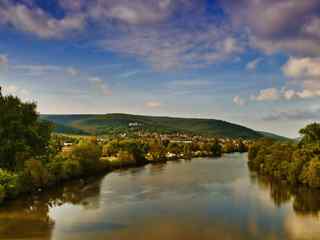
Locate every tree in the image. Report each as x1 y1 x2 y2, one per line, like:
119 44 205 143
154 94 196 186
0 87 52 170
299 123 320 145
301 157 320 188
237 140 248 153
211 140 222 157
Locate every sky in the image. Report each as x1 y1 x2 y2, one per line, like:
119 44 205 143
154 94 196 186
0 0 320 138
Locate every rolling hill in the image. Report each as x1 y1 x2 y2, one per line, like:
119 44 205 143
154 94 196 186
41 113 285 139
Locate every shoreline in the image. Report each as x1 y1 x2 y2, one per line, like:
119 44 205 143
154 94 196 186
0 152 244 207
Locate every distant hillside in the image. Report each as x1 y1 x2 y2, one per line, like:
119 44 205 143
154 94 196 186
258 131 291 141
41 113 283 139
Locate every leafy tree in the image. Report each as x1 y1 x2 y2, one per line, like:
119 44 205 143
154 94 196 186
299 123 320 145
0 87 52 170
301 157 320 188
0 169 20 198
237 140 248 153
71 142 102 173
167 142 181 154
22 159 49 189
211 140 222 157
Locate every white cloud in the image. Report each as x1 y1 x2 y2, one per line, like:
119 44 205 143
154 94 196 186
101 23 243 70
246 58 262 71
221 0 320 56
65 67 79 77
233 96 246 106
0 0 85 39
281 57 320 99
0 1 243 70
251 88 280 101
118 70 141 78
13 64 62 76
89 77 112 96
303 16 320 38
0 54 8 65
145 100 161 108
282 89 297 100
263 108 320 121
282 57 320 79
2 84 30 98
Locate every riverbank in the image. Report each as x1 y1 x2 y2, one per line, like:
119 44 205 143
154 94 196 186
0 143 247 206
248 123 320 189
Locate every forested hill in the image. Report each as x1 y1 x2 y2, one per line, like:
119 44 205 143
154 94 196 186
41 113 283 139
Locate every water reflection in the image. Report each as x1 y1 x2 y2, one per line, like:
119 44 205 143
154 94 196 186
0 155 320 240
0 176 103 239
250 172 320 216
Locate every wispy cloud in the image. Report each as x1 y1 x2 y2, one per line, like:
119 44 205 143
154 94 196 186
0 54 8 65
2 84 30 98
89 77 112 96
263 108 320 121
233 96 246 106
101 27 243 70
65 67 80 77
221 0 320 56
246 58 262 71
145 100 161 108
0 0 85 39
251 88 281 101
13 64 63 76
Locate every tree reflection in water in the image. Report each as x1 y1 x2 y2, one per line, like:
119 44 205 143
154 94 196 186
250 172 320 216
0 176 104 239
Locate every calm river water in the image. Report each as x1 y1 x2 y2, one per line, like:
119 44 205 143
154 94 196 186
1 153 320 240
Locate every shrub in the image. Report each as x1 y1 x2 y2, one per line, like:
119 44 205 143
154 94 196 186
211 140 222 157
300 157 320 188
22 159 49 189
62 159 82 179
71 143 102 173
0 169 20 198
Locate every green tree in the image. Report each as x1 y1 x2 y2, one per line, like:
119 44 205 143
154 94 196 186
22 159 49 189
71 142 102 173
301 157 320 188
299 123 320 145
211 140 222 157
0 87 52 170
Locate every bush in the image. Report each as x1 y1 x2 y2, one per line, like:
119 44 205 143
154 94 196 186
62 159 82 179
300 157 320 188
0 169 20 198
211 140 222 157
71 143 102 173
22 159 49 189
46 155 65 185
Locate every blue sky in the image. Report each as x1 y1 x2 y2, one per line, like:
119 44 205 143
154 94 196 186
0 0 320 138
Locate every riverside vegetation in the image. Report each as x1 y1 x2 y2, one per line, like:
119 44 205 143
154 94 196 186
0 89 248 205
248 123 320 188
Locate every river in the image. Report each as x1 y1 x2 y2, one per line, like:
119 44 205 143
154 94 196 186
1 153 320 240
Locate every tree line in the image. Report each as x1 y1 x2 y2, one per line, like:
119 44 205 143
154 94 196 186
248 123 320 188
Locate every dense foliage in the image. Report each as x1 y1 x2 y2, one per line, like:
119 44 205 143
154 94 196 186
0 88 52 170
248 123 320 188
